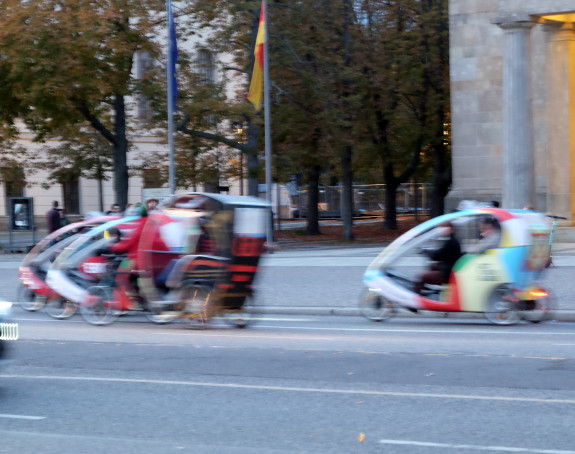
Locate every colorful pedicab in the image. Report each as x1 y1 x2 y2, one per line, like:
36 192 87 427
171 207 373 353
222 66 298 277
45 212 154 324
16 216 118 318
136 193 270 328
359 208 556 325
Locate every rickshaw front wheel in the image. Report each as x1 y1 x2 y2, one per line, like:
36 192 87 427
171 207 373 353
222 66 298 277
81 286 119 326
358 288 395 322
16 285 44 312
45 299 77 319
485 285 520 326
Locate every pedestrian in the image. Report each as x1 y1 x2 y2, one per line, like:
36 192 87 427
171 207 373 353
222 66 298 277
46 201 61 234
106 203 122 216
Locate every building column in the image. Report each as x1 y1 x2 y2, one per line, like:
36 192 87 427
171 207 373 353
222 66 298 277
543 21 575 221
494 17 535 209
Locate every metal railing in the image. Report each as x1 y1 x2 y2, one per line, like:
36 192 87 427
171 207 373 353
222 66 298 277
290 183 432 219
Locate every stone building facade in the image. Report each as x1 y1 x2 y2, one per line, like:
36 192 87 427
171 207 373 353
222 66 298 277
448 0 575 222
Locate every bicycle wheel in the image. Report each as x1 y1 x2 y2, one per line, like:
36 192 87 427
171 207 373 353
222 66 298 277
522 291 557 323
16 284 44 312
80 286 119 326
221 296 258 329
181 284 213 328
358 287 395 322
45 299 77 319
144 299 181 325
485 285 520 326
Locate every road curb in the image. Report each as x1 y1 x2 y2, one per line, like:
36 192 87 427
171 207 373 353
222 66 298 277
255 307 575 322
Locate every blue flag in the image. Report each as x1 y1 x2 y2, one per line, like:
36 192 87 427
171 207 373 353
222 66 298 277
167 1 178 112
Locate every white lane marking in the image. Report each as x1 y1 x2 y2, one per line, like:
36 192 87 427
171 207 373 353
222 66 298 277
3 374 575 405
12 317 85 324
152 332 336 340
0 414 45 420
257 325 575 336
378 439 575 453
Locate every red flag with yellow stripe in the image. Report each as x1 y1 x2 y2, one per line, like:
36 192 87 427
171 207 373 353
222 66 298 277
248 2 265 111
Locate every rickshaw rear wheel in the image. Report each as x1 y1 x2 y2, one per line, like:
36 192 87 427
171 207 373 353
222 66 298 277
358 288 395 322
45 299 77 319
522 292 556 323
16 285 44 312
180 283 213 328
485 285 520 326
81 286 119 326
221 296 258 329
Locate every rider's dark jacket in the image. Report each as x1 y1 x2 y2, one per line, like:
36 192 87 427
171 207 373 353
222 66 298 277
424 234 462 278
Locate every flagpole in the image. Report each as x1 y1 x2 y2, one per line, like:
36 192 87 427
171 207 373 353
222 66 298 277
263 0 273 246
166 0 176 195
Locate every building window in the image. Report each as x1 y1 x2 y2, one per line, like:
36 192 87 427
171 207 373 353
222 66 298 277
61 178 80 214
197 49 215 85
135 51 154 120
1 165 26 216
142 168 163 188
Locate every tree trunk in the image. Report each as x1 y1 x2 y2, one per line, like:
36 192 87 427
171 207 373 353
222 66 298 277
384 163 399 230
341 144 354 240
306 164 321 235
113 93 129 208
431 161 451 217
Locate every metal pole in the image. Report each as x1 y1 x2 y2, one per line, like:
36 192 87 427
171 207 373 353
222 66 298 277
263 0 273 245
166 0 176 195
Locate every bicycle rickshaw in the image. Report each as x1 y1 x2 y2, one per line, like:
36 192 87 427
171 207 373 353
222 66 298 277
17 216 118 318
137 193 270 328
45 214 145 323
360 208 556 325
46 194 269 327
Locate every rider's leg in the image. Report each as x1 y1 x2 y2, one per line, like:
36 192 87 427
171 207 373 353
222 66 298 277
415 270 445 294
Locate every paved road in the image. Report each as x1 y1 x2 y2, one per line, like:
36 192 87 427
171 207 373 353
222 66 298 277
2 316 575 453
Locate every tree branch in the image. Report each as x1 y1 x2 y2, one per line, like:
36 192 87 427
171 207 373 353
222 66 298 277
76 102 117 146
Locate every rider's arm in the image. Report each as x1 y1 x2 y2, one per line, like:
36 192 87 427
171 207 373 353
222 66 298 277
467 233 499 254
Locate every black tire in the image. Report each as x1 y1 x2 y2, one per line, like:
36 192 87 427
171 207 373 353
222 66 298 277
16 284 44 312
221 296 258 329
45 299 77 319
144 300 180 325
358 287 395 322
485 285 520 326
80 286 118 326
522 292 557 323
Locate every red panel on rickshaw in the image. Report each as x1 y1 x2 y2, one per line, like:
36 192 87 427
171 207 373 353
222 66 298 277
80 256 109 279
231 237 266 257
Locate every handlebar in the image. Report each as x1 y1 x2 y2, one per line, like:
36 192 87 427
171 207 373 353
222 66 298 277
546 215 567 220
